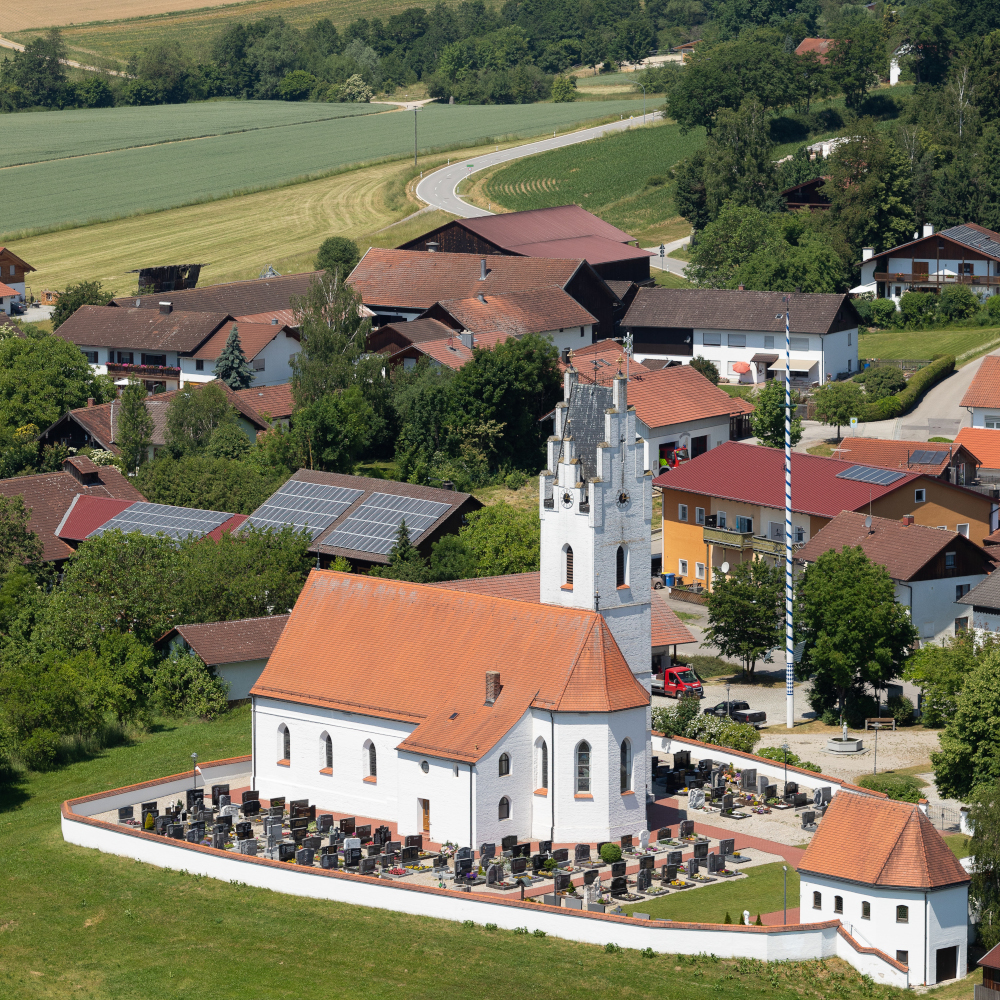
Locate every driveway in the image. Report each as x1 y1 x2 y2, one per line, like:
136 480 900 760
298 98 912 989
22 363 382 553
415 111 662 218
645 236 690 276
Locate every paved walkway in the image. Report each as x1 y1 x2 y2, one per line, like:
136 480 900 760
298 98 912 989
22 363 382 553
645 236 691 276
415 111 663 218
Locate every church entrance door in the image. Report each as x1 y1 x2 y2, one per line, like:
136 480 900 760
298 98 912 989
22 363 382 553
421 799 430 833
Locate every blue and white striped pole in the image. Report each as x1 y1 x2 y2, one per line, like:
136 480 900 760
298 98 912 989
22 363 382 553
785 296 794 729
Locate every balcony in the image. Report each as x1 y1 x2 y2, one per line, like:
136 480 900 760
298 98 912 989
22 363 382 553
874 272 1000 286
106 362 180 379
702 526 753 549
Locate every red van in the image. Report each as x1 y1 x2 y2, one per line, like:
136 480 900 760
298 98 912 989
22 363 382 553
653 666 704 699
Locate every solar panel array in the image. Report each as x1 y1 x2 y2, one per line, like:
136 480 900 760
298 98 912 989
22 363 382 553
321 492 452 555
240 480 364 539
909 450 949 465
87 502 233 541
835 465 906 486
943 225 1000 259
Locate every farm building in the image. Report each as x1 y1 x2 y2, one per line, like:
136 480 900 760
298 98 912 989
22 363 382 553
0 247 35 314
398 205 654 283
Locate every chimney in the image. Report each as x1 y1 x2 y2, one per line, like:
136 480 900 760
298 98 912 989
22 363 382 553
923 223 934 238
479 259 487 281
441 479 455 491
737 284 744 291
862 247 874 262
158 301 172 314
86 397 94 407
485 670 501 705
458 330 473 350
477 293 486 304
426 241 439 252
901 515 914 526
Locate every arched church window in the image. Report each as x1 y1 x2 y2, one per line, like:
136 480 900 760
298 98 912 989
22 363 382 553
620 738 631 792
576 741 590 793
616 546 626 587
369 742 377 777
565 545 574 586
320 732 332 770
540 740 548 789
498 796 510 820
278 723 290 762
499 753 510 776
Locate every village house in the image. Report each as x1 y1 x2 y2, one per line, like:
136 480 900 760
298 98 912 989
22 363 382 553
957 570 1000 638
55 304 299 391
655 441 996 591
856 223 1000 303
961 356 1000 429
795 509 994 654
0 247 35 315
234 382 294 427
398 205 654 284
798 792 971 986
956 427 1000 481
621 288 860 384
828 437 981 486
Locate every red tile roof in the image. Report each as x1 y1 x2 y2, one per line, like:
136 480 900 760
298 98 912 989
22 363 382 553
563 341 653 386
458 205 639 248
348 249 593 311
799 792 970 889
430 571 696 647
503 236 652 266
961 356 1000 408
252 570 649 761
56 306 229 353
163 614 289 666
0 468 145 561
55 494 138 541
653 441 926 518
827 437 972 476
795 37 834 59
403 336 473 370
234 309 297 328
433 287 596 335
192 321 298 361
234 383 294 421
794 510 993 581
956 427 1000 469
627 364 755 428
204 514 249 541
979 942 1000 971
0 282 17 298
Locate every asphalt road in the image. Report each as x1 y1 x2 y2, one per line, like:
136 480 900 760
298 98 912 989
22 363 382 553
415 110 662 218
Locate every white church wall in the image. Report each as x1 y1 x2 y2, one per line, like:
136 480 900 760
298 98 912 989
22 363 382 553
927 884 971 984
394 752 473 847
474 710 535 848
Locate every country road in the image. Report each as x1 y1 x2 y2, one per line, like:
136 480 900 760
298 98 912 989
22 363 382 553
415 110 663 217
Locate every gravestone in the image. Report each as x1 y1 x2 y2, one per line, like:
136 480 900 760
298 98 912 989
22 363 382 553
686 858 698 877
611 861 626 878
620 834 633 851
574 844 590 863
238 838 257 856
513 843 531 859
339 817 356 834
793 792 809 808
610 876 627 896
296 847 315 866
821 786 832 804
667 850 682 866
639 830 650 851
211 784 230 806
486 865 500 886
539 840 552 854
694 841 708 861
241 790 259 804
356 824 372 843
344 837 361 851
140 800 157 813
765 785 777 800
317 814 334 834
321 851 339 870
401 846 419 862
758 776 769 796
374 825 391 847
679 820 694 838
212 830 227 850
689 788 706 810
657 828 671 842
554 872 570 892
595 842 608 859
405 834 423 850
712 786 725 802
511 857 527 875
360 856 378 875
185 789 203 810
267 806 283 818
154 816 170 835
303 836 322 850
673 750 691 769
813 788 824 807
385 841 401 855
584 869 598 885
454 858 473 879
168 823 184 840
235 821 252 839
501 835 518 851
270 796 286 811
636 869 651 893
289 798 308 813
688 779 704 790
663 863 678 882
118 806 134 823
456 846 473 862
479 842 496 861
784 782 798 797
719 838 735 857
345 847 362 867
552 848 569 864
219 795 231 809
639 854 655 871
433 853 447 868
279 843 296 862
801 811 816 828
722 793 734 812
699 757 713 773
531 854 545 872
707 852 723 873
740 768 757 790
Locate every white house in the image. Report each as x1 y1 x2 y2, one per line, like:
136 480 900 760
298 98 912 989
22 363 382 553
958 570 1000 639
857 223 1000 303
622 288 860 385
961 356 1000 429
249 370 655 846
0 247 34 314
798 791 971 986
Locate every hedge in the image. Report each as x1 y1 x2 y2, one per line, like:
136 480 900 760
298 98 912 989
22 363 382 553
856 355 955 422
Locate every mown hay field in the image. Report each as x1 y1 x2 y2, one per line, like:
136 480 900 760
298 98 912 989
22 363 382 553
2 99 647 240
1 100 383 168
475 120 704 244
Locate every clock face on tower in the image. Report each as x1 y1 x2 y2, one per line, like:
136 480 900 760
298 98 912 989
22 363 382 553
616 491 631 509
561 491 574 508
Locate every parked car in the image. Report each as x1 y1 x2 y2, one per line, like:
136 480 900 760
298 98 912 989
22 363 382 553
703 701 767 727
653 666 704 699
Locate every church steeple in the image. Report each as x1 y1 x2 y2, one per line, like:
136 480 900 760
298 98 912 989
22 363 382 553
538 360 653 689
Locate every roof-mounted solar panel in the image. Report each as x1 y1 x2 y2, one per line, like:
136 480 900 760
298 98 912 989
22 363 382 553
241 480 364 539
835 465 906 486
321 492 451 555
87 501 233 541
908 450 949 465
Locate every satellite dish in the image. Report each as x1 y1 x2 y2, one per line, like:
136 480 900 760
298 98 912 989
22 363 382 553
865 515 872 529
721 561 730 573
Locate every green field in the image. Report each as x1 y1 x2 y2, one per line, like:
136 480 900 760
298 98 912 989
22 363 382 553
478 121 704 244
0 100 385 169
621 864 801 923
2 99 650 240
0 709 909 1000
859 326 1000 365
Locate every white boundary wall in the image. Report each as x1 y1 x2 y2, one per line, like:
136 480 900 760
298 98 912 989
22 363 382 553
60 757 906 986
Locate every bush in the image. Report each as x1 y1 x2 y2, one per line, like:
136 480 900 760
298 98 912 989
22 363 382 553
315 236 361 276
862 366 907 400
870 298 899 328
152 651 229 719
689 356 719 385
938 284 979 322
887 694 914 727
686 715 761 754
19 728 60 771
278 70 316 101
899 291 938 327
754 745 822 772
855 355 955 422
855 772 923 802
335 74 373 103
599 842 622 864
551 74 576 102
987 296 1000 321
505 469 526 490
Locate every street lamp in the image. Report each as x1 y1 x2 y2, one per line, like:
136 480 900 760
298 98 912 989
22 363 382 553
783 865 788 924
191 752 198 791
782 741 790 796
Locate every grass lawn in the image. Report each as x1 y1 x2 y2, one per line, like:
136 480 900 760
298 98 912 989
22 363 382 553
943 834 972 861
0 712 910 1000
621 863 800 923
679 654 741 679
859 326 1000 366
652 269 693 288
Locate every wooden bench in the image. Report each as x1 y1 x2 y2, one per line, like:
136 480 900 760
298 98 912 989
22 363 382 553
865 717 896 731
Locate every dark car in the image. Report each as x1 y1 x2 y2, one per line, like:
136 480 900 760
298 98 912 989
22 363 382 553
703 700 767 727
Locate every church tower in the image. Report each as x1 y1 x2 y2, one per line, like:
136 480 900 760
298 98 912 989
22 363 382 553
539 363 653 691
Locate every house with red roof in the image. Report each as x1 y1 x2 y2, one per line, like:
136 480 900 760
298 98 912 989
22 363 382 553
960 355 1000 429
655 440 995 590
798 791 970 985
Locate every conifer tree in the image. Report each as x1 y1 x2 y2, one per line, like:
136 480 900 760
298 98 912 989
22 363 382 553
213 325 255 390
118 380 153 474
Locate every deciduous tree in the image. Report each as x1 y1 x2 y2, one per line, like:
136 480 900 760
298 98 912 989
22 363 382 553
812 380 864 440
117 380 153 474
751 380 802 448
705 559 782 677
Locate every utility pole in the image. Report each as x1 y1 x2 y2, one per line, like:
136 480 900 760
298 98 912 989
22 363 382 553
638 83 646 125
414 108 418 167
784 295 794 729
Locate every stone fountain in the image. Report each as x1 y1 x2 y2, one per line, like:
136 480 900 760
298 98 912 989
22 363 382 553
826 720 864 754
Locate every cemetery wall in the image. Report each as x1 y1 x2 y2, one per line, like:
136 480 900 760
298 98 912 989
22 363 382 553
654 734 883 799
60 759 908 987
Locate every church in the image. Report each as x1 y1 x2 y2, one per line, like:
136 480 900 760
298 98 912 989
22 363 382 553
249 366 655 846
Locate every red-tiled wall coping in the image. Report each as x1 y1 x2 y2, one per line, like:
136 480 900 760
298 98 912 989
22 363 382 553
837 926 908 972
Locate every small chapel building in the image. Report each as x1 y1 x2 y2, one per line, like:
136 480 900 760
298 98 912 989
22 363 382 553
249 369 655 846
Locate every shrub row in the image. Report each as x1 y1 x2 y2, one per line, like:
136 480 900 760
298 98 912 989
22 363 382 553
856 355 955 422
